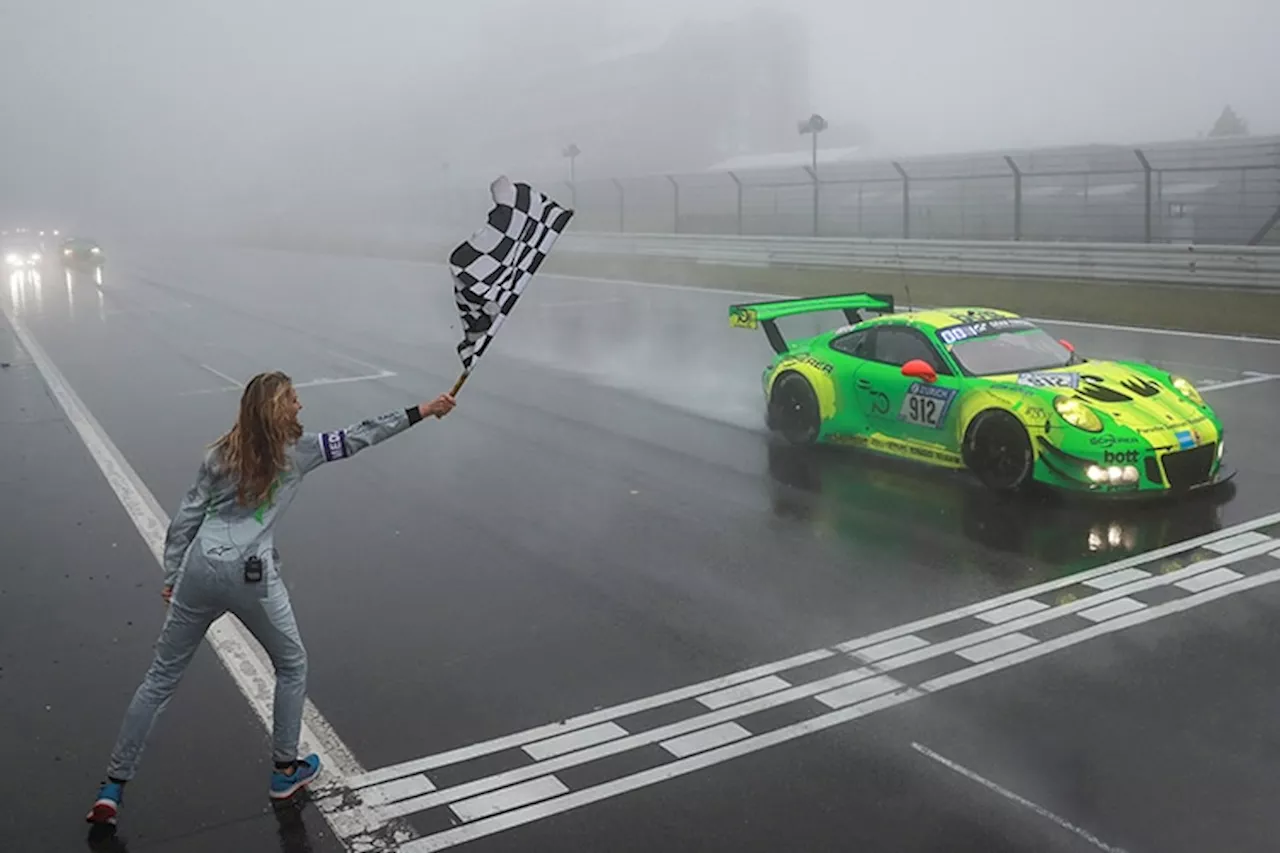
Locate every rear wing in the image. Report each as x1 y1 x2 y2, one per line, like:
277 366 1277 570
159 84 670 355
729 292 895 354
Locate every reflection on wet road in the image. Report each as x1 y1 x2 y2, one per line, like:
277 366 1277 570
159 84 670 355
765 439 1238 583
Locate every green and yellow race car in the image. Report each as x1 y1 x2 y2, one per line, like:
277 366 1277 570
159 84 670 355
730 292 1231 496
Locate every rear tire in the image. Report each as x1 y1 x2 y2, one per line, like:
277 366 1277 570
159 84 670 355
768 372 821 446
964 410 1034 492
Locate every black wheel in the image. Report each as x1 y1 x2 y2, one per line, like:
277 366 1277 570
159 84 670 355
768 372 821 445
964 410 1034 492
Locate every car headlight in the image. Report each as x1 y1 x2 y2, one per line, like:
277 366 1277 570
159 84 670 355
64 248 72 256
1054 395 1103 432
91 246 101 254
1170 375 1204 406
1086 464 1139 485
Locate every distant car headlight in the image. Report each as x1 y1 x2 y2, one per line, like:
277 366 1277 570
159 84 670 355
1054 395 1103 432
90 246 101 254
1170 375 1204 406
64 248 73 256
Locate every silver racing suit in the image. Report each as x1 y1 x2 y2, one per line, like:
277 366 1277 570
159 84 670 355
105 405 426 780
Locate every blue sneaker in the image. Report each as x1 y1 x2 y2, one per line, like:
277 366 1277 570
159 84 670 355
85 781 124 825
269 754 321 800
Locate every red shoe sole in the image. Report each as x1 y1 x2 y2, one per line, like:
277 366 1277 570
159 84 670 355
86 801 118 825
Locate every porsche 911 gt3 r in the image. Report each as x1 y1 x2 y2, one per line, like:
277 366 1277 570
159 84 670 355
730 293 1231 496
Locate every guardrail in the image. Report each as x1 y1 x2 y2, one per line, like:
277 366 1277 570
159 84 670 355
557 232 1280 290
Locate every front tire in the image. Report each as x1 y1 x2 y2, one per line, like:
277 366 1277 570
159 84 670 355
768 372 821 446
964 410 1034 492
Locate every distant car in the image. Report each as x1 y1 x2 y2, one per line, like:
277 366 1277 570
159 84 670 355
60 237 104 271
730 292 1231 497
3 233 44 269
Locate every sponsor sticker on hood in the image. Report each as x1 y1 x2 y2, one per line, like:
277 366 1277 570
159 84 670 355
1017 371 1080 389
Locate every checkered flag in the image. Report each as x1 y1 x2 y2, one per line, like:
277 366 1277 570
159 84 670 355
447 176 574 382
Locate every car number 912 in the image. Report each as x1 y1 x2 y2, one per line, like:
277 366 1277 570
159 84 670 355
898 383 957 429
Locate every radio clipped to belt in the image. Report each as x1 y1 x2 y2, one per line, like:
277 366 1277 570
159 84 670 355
244 555 264 584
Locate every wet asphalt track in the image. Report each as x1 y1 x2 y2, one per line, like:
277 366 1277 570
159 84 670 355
3 242 1280 852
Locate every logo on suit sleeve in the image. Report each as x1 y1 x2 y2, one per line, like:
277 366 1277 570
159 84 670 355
319 430 349 462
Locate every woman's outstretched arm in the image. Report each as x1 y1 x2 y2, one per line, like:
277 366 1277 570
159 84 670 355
295 393 456 477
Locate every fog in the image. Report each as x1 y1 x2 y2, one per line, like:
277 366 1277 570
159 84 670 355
1 0 1276 235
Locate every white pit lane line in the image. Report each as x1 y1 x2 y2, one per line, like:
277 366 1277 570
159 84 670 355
1 303 417 851
911 743 1130 853
182 368 398 396
199 362 243 388
342 520 1280 850
1196 372 1280 393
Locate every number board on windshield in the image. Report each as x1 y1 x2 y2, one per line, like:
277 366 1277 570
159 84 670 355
899 383 958 429
937 317 1036 346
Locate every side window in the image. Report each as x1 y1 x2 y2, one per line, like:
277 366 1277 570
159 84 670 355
870 327 951 374
830 329 871 358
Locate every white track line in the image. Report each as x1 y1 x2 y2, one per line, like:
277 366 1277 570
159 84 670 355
1029 316 1280 346
535 297 627 309
199 363 242 388
831 529 1277 655
911 743 1130 853
344 647 837 789
181 370 398 396
1198 372 1280 392
331 350 396 374
293 370 397 390
365 665 883 821
1 304 409 850
918 564 1280 692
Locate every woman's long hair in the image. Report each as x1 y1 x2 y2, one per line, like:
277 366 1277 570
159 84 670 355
210 371 303 507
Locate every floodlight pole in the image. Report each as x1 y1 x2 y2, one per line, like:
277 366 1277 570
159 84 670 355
562 143 580 207
797 113 828 237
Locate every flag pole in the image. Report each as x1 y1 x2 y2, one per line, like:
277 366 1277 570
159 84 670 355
432 369 471 419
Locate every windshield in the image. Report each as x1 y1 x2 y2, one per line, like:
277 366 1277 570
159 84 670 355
946 327 1074 376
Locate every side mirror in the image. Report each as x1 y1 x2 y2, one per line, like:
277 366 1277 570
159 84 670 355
901 359 937 384
1059 339 1075 352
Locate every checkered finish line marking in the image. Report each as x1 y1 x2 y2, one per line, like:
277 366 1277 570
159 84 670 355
322 511 1280 850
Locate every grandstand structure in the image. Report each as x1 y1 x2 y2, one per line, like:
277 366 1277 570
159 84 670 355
560 132 1280 245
